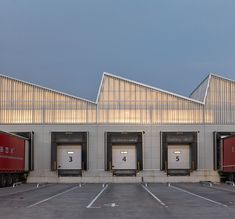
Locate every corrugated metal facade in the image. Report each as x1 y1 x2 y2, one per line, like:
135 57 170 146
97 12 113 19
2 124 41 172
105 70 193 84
97 75 204 124
0 76 96 124
0 73 235 125
205 75 235 124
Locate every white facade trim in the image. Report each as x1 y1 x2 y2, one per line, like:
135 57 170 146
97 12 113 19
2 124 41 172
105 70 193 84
96 73 105 103
203 74 212 103
189 74 210 101
210 73 235 84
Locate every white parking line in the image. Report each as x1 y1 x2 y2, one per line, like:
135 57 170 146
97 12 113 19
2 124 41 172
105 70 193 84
141 184 167 207
0 184 51 197
169 184 228 207
86 184 109 208
27 186 78 208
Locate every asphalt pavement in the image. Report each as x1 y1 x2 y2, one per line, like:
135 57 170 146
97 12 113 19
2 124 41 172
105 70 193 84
0 182 235 219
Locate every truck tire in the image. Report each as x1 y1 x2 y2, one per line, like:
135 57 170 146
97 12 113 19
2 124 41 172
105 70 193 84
229 173 235 182
12 174 19 183
0 174 7 187
6 174 13 187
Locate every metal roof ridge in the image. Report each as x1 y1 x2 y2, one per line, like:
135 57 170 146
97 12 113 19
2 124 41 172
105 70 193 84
203 74 212 104
210 73 235 83
96 73 106 103
189 74 212 104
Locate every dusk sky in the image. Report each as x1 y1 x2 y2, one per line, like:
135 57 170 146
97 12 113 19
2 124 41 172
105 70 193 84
0 0 235 101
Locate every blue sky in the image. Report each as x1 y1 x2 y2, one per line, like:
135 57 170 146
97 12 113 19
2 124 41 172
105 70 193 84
0 0 235 101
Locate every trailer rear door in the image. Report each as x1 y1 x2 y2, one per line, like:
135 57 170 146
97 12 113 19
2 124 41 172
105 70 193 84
222 136 235 172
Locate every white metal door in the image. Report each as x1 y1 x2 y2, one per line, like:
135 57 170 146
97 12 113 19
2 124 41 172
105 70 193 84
112 145 136 170
57 145 82 170
168 145 190 169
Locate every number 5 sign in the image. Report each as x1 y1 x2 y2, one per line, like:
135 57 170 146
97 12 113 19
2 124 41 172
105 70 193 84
176 156 180 162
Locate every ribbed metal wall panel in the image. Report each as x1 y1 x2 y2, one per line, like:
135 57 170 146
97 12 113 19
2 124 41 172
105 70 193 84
98 75 204 124
1 73 235 125
205 75 234 124
0 76 96 124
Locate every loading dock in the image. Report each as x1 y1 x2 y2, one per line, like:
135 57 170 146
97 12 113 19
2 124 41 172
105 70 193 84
51 132 88 176
161 132 198 176
105 132 142 176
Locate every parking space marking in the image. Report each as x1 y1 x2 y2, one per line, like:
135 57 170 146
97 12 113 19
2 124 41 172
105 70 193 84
86 184 109 209
207 184 235 193
169 184 228 207
0 184 52 198
27 185 78 208
141 184 167 207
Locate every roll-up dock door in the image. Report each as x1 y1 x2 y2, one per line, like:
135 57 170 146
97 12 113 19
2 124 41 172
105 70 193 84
57 145 82 176
161 132 198 176
167 145 190 170
105 132 143 176
112 145 137 170
51 132 88 176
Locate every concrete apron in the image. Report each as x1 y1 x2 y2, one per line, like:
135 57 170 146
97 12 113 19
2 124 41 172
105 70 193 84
27 170 220 183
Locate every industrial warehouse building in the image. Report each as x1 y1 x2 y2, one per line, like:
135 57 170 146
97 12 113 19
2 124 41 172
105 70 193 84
0 72 235 183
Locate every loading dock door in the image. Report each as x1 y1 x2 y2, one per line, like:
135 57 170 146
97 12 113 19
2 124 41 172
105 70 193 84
57 145 82 170
168 145 190 169
112 145 136 170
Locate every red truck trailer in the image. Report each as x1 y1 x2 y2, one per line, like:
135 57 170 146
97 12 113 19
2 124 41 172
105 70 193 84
0 131 30 187
220 134 235 181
